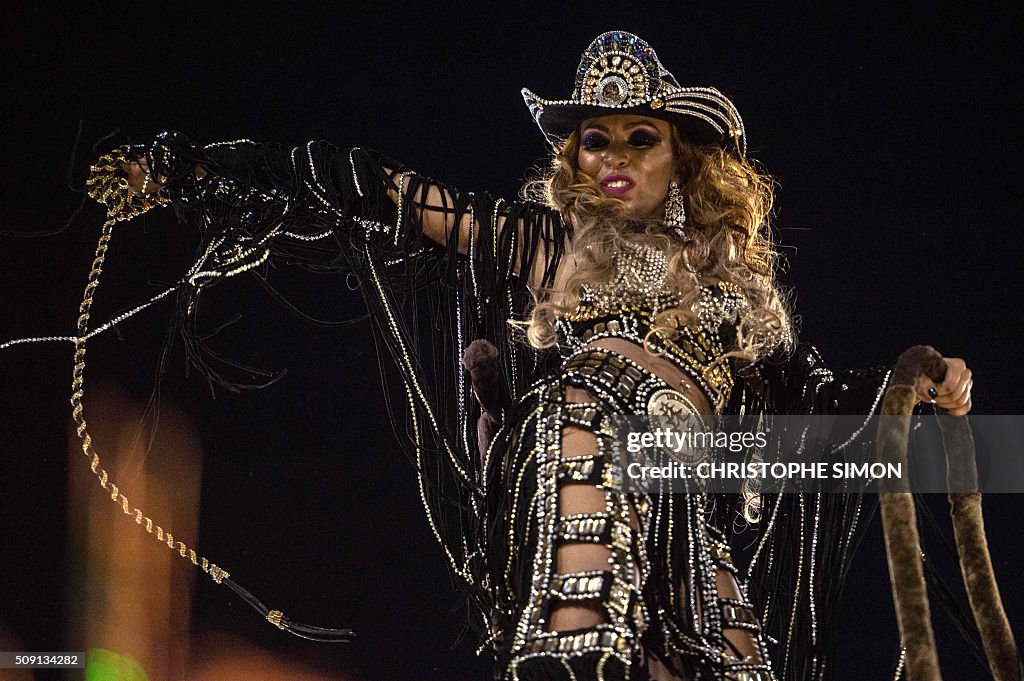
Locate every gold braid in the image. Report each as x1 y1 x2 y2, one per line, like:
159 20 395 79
77 147 230 585
71 146 355 640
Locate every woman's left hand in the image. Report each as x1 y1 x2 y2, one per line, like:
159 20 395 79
917 357 973 416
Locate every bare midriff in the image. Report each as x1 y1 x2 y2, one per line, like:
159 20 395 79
575 338 760 673
584 336 713 416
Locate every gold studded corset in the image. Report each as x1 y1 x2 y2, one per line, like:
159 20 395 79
557 281 750 411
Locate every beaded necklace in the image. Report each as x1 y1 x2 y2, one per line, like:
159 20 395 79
560 241 750 411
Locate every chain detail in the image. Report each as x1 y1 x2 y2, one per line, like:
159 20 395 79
76 147 230 585
0 287 177 351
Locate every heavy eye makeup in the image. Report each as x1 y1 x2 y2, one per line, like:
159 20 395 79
580 127 663 150
628 129 662 147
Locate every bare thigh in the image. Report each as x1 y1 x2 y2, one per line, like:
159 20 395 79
548 384 619 630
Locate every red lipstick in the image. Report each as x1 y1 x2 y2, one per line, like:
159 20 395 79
600 174 635 195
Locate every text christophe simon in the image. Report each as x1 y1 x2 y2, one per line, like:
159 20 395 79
622 427 903 481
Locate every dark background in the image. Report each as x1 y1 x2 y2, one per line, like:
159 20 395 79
2 2 1022 679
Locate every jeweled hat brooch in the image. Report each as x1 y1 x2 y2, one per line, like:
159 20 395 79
522 31 746 156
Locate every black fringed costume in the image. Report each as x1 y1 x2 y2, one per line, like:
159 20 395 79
136 129 892 681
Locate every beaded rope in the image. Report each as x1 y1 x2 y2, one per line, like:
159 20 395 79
0 287 178 351
78 148 231 584
76 148 355 642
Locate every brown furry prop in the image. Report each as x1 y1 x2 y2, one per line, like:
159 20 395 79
462 339 511 464
879 345 1020 681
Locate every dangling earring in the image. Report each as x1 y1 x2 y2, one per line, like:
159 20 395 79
664 180 687 240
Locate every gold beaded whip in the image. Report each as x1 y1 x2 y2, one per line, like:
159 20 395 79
75 147 353 641
79 148 228 583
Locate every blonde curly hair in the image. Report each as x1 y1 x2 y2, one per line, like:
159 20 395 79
520 124 794 368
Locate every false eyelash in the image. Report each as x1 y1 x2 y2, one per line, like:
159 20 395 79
629 131 661 146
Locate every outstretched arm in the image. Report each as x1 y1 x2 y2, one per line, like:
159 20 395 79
114 134 566 585
124 134 565 290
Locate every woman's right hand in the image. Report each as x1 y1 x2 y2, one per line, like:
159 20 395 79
123 157 164 197
124 156 207 197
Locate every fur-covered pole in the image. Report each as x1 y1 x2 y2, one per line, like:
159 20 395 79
949 494 1022 680
877 345 946 681
937 416 1022 680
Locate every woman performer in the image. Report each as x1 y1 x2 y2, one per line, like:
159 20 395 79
120 31 971 681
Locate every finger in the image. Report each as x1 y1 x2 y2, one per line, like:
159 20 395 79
938 381 972 411
939 392 970 411
937 359 966 395
945 396 972 417
916 379 938 404
126 166 145 196
942 369 972 400
951 373 972 402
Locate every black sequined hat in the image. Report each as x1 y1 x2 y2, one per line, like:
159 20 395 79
522 31 746 156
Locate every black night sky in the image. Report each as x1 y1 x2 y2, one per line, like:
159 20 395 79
1 3 1022 680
